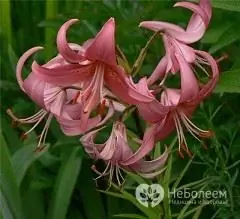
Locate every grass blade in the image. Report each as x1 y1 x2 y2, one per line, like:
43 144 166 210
47 146 82 219
0 131 23 219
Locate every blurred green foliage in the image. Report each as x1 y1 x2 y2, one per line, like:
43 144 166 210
1 0 240 219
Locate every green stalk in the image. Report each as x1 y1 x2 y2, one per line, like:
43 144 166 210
45 0 58 60
131 31 160 76
162 137 177 219
172 156 195 190
0 0 12 44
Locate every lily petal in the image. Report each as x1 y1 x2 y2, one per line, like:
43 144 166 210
16 46 43 91
85 18 117 66
175 53 199 102
32 61 91 85
57 19 85 63
121 124 157 166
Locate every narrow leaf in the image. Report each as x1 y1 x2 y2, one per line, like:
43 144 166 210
47 146 82 219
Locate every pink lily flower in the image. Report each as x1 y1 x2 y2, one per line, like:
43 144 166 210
7 46 114 149
81 122 168 183
140 0 212 44
32 18 154 123
138 51 219 157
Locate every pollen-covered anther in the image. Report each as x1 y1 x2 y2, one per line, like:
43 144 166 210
12 120 19 128
198 130 214 138
97 99 106 117
181 143 193 158
72 91 81 104
20 133 28 141
178 150 185 159
216 53 228 63
34 145 45 152
201 143 208 150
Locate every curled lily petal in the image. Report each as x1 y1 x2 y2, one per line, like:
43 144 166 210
175 53 199 102
195 50 219 100
57 19 85 63
137 147 168 173
174 1 209 27
16 46 43 91
121 124 157 166
147 56 168 86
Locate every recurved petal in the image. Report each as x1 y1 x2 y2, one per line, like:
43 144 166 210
16 46 43 91
57 19 85 63
147 56 168 86
175 53 199 103
140 21 206 44
137 147 168 173
140 21 185 33
174 1 209 27
85 18 117 66
195 50 219 101
121 124 157 166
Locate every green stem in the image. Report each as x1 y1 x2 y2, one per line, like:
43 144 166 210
131 31 160 76
45 0 58 60
162 137 177 219
0 0 12 44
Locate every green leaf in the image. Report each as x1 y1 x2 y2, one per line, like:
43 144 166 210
111 184 158 219
11 144 49 187
47 146 82 219
201 23 231 44
45 0 58 60
114 214 148 219
22 187 45 219
0 132 23 219
212 0 240 12
209 24 240 54
77 161 106 219
214 69 240 93
1 115 22 153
